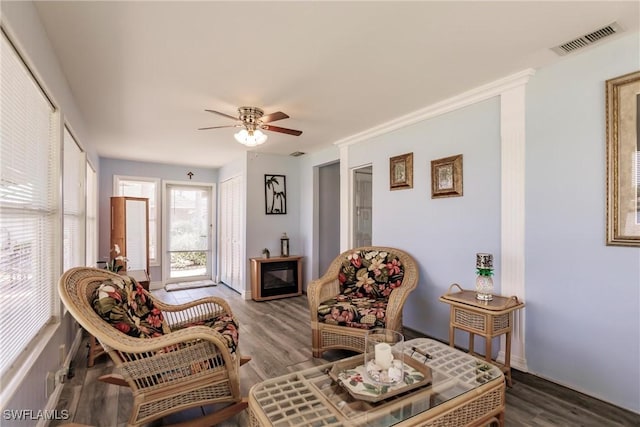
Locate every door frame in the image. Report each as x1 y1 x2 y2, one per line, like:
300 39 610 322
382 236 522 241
161 180 216 285
349 163 372 248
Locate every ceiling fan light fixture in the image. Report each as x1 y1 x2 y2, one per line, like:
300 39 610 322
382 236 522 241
234 128 267 147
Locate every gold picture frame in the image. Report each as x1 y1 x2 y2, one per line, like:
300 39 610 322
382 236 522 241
606 70 640 246
390 152 413 190
431 154 463 198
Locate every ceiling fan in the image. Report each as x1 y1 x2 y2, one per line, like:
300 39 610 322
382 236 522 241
198 106 302 147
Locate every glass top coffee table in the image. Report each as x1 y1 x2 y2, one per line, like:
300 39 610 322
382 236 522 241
248 338 505 426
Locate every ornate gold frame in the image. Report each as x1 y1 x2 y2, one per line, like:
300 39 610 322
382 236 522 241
606 70 640 246
390 152 413 190
431 154 463 198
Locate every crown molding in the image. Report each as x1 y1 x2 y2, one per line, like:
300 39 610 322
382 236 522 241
334 68 536 148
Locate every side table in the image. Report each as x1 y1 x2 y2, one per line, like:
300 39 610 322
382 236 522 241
439 283 524 386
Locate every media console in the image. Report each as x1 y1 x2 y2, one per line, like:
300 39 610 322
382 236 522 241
250 255 303 301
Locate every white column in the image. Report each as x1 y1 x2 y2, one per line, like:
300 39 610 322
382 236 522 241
498 84 529 372
339 144 350 252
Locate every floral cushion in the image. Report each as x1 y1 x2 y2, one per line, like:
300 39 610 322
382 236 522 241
317 295 388 329
171 315 239 355
339 250 404 298
92 276 169 338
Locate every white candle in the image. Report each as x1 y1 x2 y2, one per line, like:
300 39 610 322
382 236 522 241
374 342 393 370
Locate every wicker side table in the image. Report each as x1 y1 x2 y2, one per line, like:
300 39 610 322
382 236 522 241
439 284 525 386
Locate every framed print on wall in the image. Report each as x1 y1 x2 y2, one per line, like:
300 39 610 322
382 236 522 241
606 70 640 246
265 174 287 214
390 152 413 190
431 154 463 198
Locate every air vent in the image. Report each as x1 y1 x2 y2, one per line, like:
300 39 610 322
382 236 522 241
551 22 623 56
290 151 306 157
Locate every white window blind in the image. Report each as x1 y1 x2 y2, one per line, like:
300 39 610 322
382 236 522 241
86 162 97 267
114 176 159 265
0 32 59 377
63 128 85 272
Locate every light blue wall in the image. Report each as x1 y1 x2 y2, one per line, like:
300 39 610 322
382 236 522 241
98 157 218 282
347 98 502 346
526 32 640 412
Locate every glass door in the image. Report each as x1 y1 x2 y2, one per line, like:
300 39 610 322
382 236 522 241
165 184 212 282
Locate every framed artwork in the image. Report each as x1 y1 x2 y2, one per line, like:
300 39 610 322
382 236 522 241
265 174 287 215
431 154 463 198
390 152 413 190
606 70 640 246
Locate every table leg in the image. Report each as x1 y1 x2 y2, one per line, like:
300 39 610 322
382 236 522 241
485 335 492 364
505 330 513 387
449 323 455 348
469 332 475 355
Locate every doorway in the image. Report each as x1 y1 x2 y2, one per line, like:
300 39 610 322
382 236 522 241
352 165 372 247
163 182 214 284
318 162 340 274
218 176 243 293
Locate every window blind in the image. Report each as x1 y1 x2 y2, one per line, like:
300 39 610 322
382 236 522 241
63 128 85 272
0 32 58 377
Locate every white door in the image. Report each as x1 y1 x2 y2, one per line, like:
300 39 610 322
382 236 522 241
164 183 213 284
219 176 243 292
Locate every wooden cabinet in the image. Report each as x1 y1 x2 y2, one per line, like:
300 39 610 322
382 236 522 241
111 196 149 274
250 256 303 301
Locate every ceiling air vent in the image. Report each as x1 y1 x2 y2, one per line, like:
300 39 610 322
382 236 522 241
290 151 306 157
551 22 623 56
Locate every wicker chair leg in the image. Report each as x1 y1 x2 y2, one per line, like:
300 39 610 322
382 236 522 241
311 329 323 358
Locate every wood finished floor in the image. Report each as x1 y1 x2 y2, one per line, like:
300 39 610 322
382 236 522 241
53 284 640 427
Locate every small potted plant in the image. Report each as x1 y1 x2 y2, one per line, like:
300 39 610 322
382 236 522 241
262 248 270 259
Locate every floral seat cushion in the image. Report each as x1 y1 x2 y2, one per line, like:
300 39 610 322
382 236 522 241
316 250 404 330
317 295 388 329
339 250 404 298
92 275 169 338
171 315 239 355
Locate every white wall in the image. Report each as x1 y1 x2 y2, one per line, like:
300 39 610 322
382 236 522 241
525 32 640 412
346 98 502 347
245 153 302 297
1 1 89 418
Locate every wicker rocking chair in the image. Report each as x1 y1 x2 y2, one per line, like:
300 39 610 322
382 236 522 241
308 246 419 358
58 267 249 427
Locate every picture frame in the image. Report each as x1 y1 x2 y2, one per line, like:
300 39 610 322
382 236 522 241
265 174 287 215
606 70 640 246
431 154 463 198
389 152 413 190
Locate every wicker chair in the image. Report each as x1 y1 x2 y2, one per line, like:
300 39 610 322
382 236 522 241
307 246 419 358
58 267 249 427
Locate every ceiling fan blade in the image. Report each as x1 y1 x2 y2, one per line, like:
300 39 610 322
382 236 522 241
204 109 239 121
198 125 241 130
262 124 303 136
260 111 289 123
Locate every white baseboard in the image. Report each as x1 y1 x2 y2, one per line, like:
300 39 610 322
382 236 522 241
497 350 528 372
38 328 83 427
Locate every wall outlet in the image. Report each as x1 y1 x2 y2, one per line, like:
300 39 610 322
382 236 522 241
59 344 66 366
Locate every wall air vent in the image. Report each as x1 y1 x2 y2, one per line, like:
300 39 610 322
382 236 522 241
290 151 306 157
551 22 623 56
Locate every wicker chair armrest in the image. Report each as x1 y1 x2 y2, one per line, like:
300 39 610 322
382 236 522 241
151 296 234 330
106 326 239 391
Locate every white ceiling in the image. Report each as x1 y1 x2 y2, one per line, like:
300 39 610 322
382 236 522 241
34 1 639 168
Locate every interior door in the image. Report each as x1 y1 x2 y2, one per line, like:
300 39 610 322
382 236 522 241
353 166 372 247
165 184 212 283
219 176 243 293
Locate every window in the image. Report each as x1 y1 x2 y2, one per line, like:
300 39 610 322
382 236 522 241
63 128 85 271
86 162 97 267
0 31 59 378
114 176 159 265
